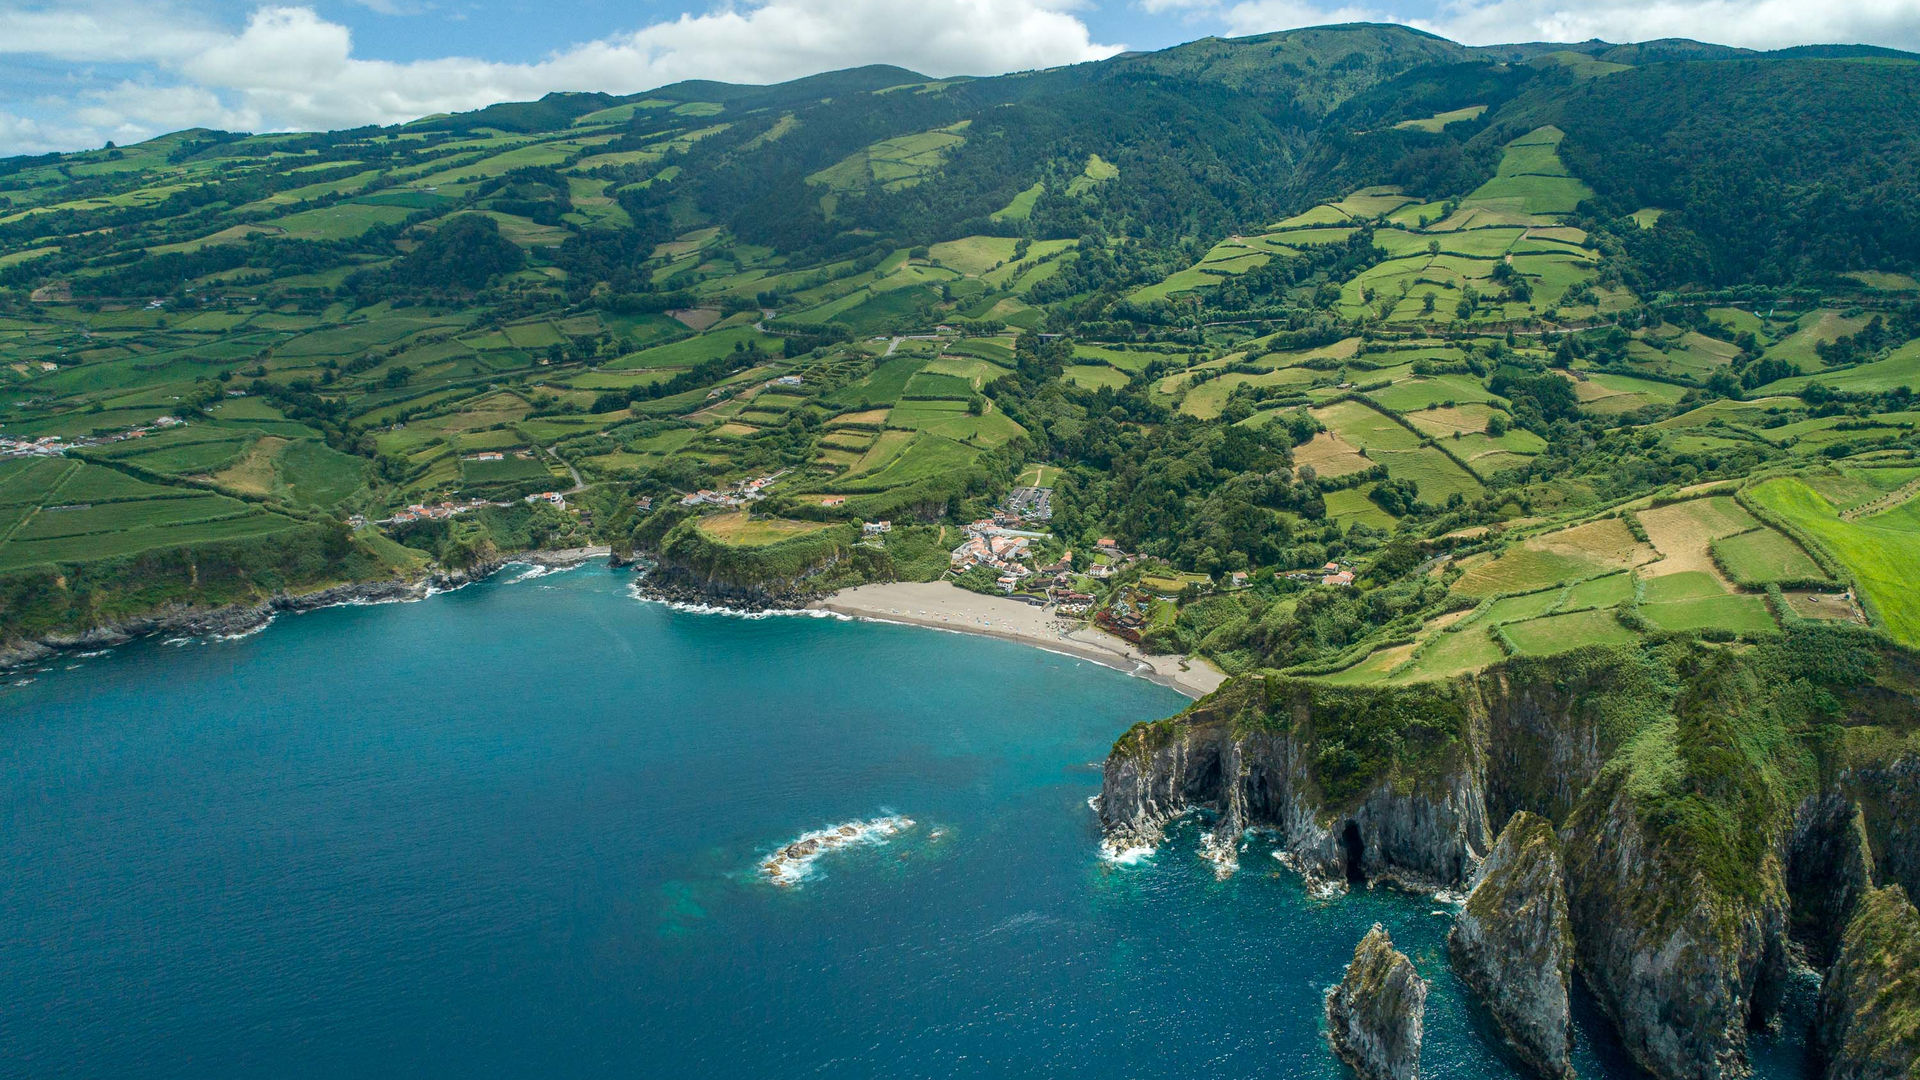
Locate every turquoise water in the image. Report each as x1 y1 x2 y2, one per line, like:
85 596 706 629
0 567 1814 1078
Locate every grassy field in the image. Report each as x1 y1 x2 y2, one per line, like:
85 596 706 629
1712 527 1829 586
1452 518 1646 597
1747 476 1920 645
1312 399 1424 451
1368 446 1484 503
1504 608 1641 655
696 512 836 546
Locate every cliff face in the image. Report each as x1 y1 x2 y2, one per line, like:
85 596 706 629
1816 885 1920 1080
1098 631 1920 1080
1327 924 1428 1080
1449 811 1574 1080
1098 658 1617 890
1561 745 1790 1080
642 517 853 607
1098 675 1492 887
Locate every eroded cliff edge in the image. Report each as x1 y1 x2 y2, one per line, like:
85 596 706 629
1096 628 1920 1080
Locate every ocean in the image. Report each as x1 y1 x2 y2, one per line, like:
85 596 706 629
0 566 1816 1078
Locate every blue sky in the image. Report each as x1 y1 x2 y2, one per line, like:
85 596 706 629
3 0 1918 155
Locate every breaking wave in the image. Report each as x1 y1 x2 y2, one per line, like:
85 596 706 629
760 815 914 886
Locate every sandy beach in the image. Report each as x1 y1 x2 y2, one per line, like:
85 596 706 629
812 581 1228 699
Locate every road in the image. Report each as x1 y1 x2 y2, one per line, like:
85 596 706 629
544 445 585 493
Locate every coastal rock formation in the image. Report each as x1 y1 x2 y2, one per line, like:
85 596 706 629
1326 924 1428 1080
1816 885 1920 1080
1099 635 1920 1080
1787 794 1878 969
1098 675 1491 888
1448 811 1574 1079
636 514 852 609
0 549 604 672
761 816 914 886
1560 725 1791 1080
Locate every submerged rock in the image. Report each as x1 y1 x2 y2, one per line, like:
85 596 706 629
1327 923 1428 1080
1816 885 1920 1080
1449 811 1575 1079
759 815 913 886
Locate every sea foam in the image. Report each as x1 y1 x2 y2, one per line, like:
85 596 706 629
760 815 914 886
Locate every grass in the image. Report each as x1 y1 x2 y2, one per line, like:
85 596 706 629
1393 105 1487 133
1712 527 1829 587
990 183 1045 223
1370 377 1499 413
0 511 298 571
1292 432 1373 478
830 433 978 493
1369 446 1484 503
1453 519 1645 597
1389 625 1504 682
1479 587 1566 625
1640 594 1776 634
1747 476 1920 645
809 128 966 194
696 511 835 546
1324 486 1397 529
1504 608 1641 655
460 455 555 485
825 356 926 408
1313 399 1423 451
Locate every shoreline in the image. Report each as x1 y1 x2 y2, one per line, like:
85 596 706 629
810 581 1227 699
0 545 612 675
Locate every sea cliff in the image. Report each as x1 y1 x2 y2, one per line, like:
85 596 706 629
1097 630 1920 1080
0 546 607 672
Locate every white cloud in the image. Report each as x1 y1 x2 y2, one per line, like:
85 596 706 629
1219 0 1920 51
1420 0 1920 51
0 0 1123 154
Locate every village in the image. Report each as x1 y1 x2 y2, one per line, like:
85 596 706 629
678 468 794 509
0 415 185 459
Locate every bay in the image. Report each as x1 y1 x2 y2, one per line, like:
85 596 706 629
0 567 1814 1078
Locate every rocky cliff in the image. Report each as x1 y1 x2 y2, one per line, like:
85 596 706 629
1816 885 1920 1080
0 549 600 672
1098 628 1920 1080
637 516 855 608
1449 811 1574 1079
1097 674 1493 888
1327 924 1427 1080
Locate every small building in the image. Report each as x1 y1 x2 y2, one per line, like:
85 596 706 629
821 495 847 507
862 521 892 535
1230 571 1249 589
1321 570 1355 587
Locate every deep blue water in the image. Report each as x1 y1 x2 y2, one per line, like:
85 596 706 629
0 566 1816 1078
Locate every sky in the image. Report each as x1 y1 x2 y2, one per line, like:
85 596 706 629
3 0 1919 156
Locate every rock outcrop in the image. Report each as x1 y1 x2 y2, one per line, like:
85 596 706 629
1098 675 1492 889
0 549 601 672
1788 794 1879 969
1327 924 1428 1080
1448 811 1574 1079
1560 727 1791 1080
1099 626 1920 1080
1816 885 1920 1080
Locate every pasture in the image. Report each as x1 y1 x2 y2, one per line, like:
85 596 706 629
1747 476 1920 645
